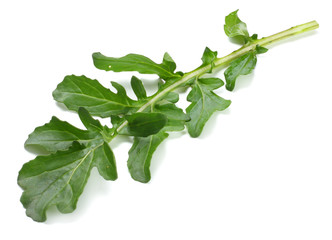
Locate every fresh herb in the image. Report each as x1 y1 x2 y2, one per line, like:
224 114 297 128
18 10 319 222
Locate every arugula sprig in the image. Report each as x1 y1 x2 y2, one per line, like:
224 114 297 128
18 10 319 221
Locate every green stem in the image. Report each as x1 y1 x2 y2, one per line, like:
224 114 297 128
115 20 319 135
214 20 319 68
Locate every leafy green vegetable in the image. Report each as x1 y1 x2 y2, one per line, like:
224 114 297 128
224 10 250 42
224 51 257 91
186 78 231 137
125 112 167 137
78 107 103 131
224 10 264 44
92 52 182 80
19 111 117 222
128 131 169 183
18 10 319 221
256 45 268 54
200 47 218 73
24 116 101 153
53 75 139 117
19 141 116 222
131 76 147 100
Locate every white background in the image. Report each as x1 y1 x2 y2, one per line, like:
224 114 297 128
1 0 331 239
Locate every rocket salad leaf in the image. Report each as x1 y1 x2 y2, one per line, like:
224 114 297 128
92 52 182 80
224 9 250 41
224 50 257 91
186 77 231 137
19 111 117 222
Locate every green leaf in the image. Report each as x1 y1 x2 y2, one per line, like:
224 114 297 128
131 76 147 100
18 141 117 222
124 112 167 137
200 47 218 73
251 34 258 41
78 107 103 132
146 84 188 132
154 102 189 131
93 141 117 181
224 10 249 43
255 44 268 54
128 131 169 183
20 111 117 222
110 115 123 127
92 52 181 80
24 116 101 153
156 80 181 103
162 52 177 73
186 78 231 137
78 107 114 142
162 91 179 103
53 75 138 117
110 81 128 98
224 51 257 91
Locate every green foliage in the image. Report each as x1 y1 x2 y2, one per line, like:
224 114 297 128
224 51 257 91
19 111 117 222
131 76 147 100
125 112 168 137
92 52 182 80
200 47 218 73
128 131 169 183
24 116 101 153
224 9 249 43
18 10 317 222
224 9 262 44
186 78 231 137
53 75 139 117
256 45 269 54
223 45 269 91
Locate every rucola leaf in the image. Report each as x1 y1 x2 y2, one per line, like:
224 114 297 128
19 110 117 222
224 51 257 91
161 52 177 74
186 78 231 137
224 10 262 44
78 107 103 132
131 76 147 100
255 45 268 54
154 102 189 131
125 112 168 137
166 92 180 103
224 10 249 42
24 116 101 153
200 47 218 73
53 75 138 117
127 131 169 183
77 107 114 142
92 52 182 80
18 141 116 222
